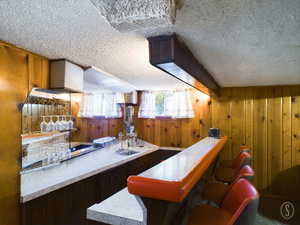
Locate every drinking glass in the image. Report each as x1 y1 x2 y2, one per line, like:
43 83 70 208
46 116 55 132
58 116 65 131
61 116 68 130
118 132 124 149
67 115 74 130
54 115 61 131
40 116 48 133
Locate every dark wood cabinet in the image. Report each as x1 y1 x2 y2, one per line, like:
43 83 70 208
22 150 179 225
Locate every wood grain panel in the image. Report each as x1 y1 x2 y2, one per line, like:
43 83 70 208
0 43 28 225
291 86 300 166
135 89 212 148
211 86 300 191
244 88 254 149
212 88 232 160
71 100 123 142
282 87 292 170
0 41 49 225
231 87 245 158
267 87 282 190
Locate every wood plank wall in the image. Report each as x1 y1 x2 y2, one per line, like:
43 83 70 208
134 89 212 148
212 86 300 191
135 86 300 191
71 100 123 142
0 41 49 225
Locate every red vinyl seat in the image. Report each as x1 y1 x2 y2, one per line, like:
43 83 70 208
215 152 251 183
203 165 254 205
188 179 259 225
220 146 251 168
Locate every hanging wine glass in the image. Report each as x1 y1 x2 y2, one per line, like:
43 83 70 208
61 116 68 131
40 116 48 133
67 115 74 130
54 115 60 131
58 116 64 131
46 116 55 132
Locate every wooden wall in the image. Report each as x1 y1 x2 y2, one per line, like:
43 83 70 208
134 89 212 147
135 86 300 191
71 100 123 142
0 41 49 225
212 86 300 191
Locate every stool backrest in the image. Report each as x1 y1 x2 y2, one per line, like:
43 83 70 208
233 165 254 182
232 152 251 170
240 145 251 153
221 179 259 225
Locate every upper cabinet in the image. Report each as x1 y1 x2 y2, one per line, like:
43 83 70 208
28 54 49 90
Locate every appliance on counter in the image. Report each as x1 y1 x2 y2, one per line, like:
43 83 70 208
208 128 220 138
124 105 135 136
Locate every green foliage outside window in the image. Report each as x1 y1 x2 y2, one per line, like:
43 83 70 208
155 92 165 116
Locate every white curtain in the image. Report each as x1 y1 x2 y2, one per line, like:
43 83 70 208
138 89 194 119
138 91 156 118
166 90 194 118
78 92 124 118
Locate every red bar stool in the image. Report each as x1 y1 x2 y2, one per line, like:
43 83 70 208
220 146 251 168
188 179 259 225
202 165 254 205
215 152 251 183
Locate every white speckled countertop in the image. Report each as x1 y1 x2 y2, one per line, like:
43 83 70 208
140 137 221 181
87 188 144 225
21 141 159 203
87 137 223 225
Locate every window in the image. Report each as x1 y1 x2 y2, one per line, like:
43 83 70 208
78 92 124 118
138 89 194 119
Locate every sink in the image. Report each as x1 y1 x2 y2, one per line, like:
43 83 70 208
70 144 93 152
116 149 139 156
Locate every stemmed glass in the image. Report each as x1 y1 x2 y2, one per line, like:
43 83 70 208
40 116 48 133
46 116 55 132
54 115 59 131
67 115 74 130
61 116 68 130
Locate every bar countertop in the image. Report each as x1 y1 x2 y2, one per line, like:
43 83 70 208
87 137 227 225
21 141 159 203
128 136 227 202
140 137 225 181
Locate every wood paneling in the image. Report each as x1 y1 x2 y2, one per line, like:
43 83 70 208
135 89 212 147
28 54 49 90
71 101 123 142
211 86 300 191
136 86 300 191
0 40 49 225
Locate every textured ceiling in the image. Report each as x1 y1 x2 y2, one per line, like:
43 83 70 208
89 0 176 32
0 0 300 89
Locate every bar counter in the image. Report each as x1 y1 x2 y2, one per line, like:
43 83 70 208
21 141 159 203
87 136 227 225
